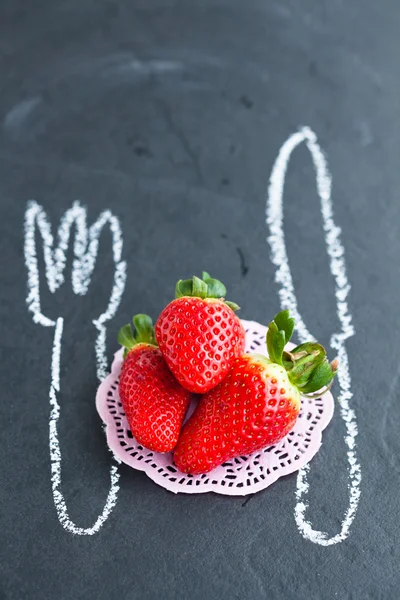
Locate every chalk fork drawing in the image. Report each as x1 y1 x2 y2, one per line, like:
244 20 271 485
266 126 361 545
24 201 127 535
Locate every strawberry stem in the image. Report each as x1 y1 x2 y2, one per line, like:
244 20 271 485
266 310 338 396
118 314 157 356
174 272 240 310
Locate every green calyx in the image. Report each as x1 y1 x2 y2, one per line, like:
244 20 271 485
174 271 240 311
266 310 338 397
118 314 157 357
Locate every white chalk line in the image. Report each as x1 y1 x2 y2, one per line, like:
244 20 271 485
266 126 361 545
24 200 126 535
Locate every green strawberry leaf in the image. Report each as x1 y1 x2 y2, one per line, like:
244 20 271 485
174 272 239 309
118 314 157 353
266 321 285 365
299 361 335 395
289 343 326 382
224 301 240 311
192 276 208 298
132 314 156 345
118 324 135 350
206 278 227 298
274 310 295 345
201 271 227 298
175 279 193 298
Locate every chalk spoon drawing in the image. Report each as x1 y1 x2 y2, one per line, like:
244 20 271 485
266 126 361 545
24 201 127 535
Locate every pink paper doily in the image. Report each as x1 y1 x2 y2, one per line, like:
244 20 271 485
96 319 334 496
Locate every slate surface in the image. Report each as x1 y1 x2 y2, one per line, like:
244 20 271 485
1 1 400 599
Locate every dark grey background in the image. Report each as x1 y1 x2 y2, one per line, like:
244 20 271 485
1 1 399 599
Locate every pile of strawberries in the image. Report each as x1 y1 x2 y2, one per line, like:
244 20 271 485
118 272 337 475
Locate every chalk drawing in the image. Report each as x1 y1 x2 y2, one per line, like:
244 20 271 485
24 200 126 535
266 126 361 545
23 126 360 543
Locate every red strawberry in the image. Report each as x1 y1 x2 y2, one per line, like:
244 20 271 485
118 315 191 453
155 272 245 394
174 310 337 474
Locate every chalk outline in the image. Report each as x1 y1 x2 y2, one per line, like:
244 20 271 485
23 127 360 542
266 126 361 545
24 200 126 535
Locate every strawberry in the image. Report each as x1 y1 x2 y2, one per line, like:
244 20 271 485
155 272 245 394
118 314 191 453
174 310 337 474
